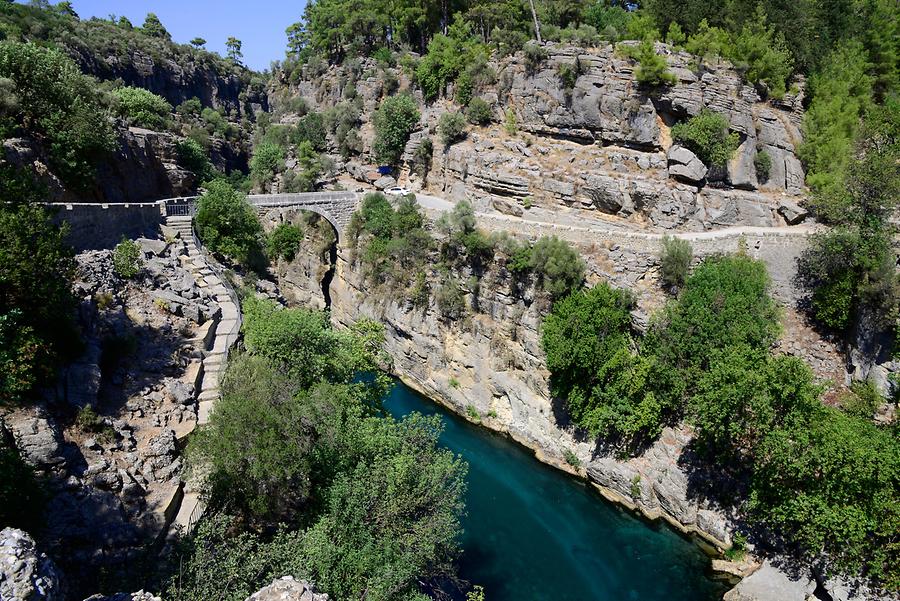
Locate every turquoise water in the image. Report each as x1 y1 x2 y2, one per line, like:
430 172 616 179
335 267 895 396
384 381 728 601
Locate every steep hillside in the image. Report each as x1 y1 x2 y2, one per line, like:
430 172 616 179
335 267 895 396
266 43 809 232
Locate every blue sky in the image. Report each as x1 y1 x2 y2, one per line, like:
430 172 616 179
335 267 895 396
65 1 305 70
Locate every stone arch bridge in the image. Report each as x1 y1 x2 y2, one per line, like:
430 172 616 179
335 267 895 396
164 192 362 240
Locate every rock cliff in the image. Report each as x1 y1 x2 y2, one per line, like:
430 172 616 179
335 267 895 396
272 42 809 232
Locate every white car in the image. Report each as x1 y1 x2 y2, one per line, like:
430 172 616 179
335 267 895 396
385 186 411 197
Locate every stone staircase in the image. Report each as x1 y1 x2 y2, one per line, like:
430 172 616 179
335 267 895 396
164 215 242 533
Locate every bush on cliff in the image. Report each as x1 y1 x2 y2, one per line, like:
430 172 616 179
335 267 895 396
0 424 44 531
241 295 385 395
349 193 432 287
671 110 739 167
528 236 585 301
0 41 114 190
646 254 780 395
542 283 668 442
372 94 420 165
658 235 692 291
112 86 172 130
266 223 304 262
194 181 264 268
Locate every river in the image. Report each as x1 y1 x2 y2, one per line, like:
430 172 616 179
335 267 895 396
384 380 728 601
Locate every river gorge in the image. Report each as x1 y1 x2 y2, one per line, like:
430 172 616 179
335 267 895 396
385 379 728 601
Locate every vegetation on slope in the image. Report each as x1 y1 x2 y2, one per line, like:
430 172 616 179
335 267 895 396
176 298 467 601
543 252 900 589
348 193 584 310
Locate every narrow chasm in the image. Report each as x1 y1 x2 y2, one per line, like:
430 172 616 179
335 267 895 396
321 237 337 309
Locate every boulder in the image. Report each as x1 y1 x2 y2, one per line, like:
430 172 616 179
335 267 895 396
727 138 759 190
491 197 524 217
8 411 65 469
245 577 329 601
777 199 808 225
373 175 396 190
0 528 65 601
723 561 815 601
667 145 707 184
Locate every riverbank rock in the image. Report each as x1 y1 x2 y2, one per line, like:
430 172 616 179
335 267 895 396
245 577 329 601
723 561 815 601
0 528 65 601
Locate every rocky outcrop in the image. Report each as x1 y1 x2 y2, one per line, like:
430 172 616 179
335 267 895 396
723 561 815 601
245 577 329 601
0 528 65 601
1 232 232 598
275 42 808 231
94 128 196 203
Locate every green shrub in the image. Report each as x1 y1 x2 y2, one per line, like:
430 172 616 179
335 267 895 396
0 312 51 403
350 193 432 287
435 275 466 320
438 111 467 146
671 110 739 167
523 42 547 75
112 238 143 279
753 150 772 181
625 38 677 87
658 235 692 291
194 181 264 267
563 448 581 468
529 236 585 300
372 94 420 165
242 296 382 392
465 97 492 125
437 201 495 270
293 111 326 150
0 42 115 190
646 254 781 397
727 7 794 99
176 138 213 181
542 284 665 443
296 412 466 600
465 404 480 422
412 137 433 176
266 223 304 262
557 63 579 90
0 197 77 403
749 403 900 588
409 271 430 307
503 108 517 135
250 142 285 187
112 86 172 129
841 380 883 419
724 532 748 561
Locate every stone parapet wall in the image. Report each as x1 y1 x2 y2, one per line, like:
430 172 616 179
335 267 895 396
51 202 165 251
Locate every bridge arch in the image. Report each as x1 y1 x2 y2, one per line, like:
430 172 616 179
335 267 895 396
245 192 361 242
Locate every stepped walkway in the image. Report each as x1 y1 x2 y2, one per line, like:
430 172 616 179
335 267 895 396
164 215 242 533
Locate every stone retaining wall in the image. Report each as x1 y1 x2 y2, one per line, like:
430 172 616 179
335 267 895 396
51 202 165 251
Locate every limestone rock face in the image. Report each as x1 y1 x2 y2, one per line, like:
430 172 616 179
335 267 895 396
723 561 815 601
7 409 65 470
0 528 65 601
245 577 329 601
94 128 196 203
667 145 707 184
